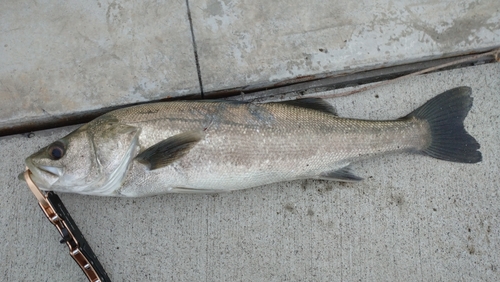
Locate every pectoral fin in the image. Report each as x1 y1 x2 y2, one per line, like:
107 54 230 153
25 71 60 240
316 166 363 182
135 131 203 170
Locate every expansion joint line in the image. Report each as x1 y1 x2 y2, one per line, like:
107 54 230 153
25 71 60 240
186 0 204 98
311 47 500 100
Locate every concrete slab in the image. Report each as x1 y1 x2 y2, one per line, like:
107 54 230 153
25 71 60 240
1 63 499 281
192 0 500 92
0 0 199 131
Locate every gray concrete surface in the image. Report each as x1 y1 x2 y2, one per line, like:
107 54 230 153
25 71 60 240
1 0 500 132
1 63 499 281
193 0 500 92
0 0 200 131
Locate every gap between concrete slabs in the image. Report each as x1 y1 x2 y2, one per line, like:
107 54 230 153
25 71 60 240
1 50 497 137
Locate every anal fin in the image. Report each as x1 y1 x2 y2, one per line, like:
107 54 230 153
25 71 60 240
316 166 363 182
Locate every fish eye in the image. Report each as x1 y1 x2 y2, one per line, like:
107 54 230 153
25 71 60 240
48 141 66 160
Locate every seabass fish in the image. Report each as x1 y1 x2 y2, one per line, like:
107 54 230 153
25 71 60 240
23 87 481 197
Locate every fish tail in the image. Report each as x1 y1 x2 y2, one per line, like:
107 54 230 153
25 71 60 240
406 86 482 163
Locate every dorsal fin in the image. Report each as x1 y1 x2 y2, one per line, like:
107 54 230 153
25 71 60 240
279 98 337 115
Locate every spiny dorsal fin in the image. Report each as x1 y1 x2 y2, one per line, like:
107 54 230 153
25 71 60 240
316 166 363 182
135 131 203 170
279 98 337 115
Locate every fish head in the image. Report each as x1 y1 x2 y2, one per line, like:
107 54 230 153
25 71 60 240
25 126 97 192
24 118 140 195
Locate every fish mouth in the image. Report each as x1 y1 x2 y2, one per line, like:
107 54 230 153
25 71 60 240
24 159 61 190
38 165 63 177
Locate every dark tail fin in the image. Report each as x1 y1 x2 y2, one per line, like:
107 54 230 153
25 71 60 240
406 86 482 163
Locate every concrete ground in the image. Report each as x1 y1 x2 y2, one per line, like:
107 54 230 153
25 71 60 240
1 0 500 281
1 64 499 281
